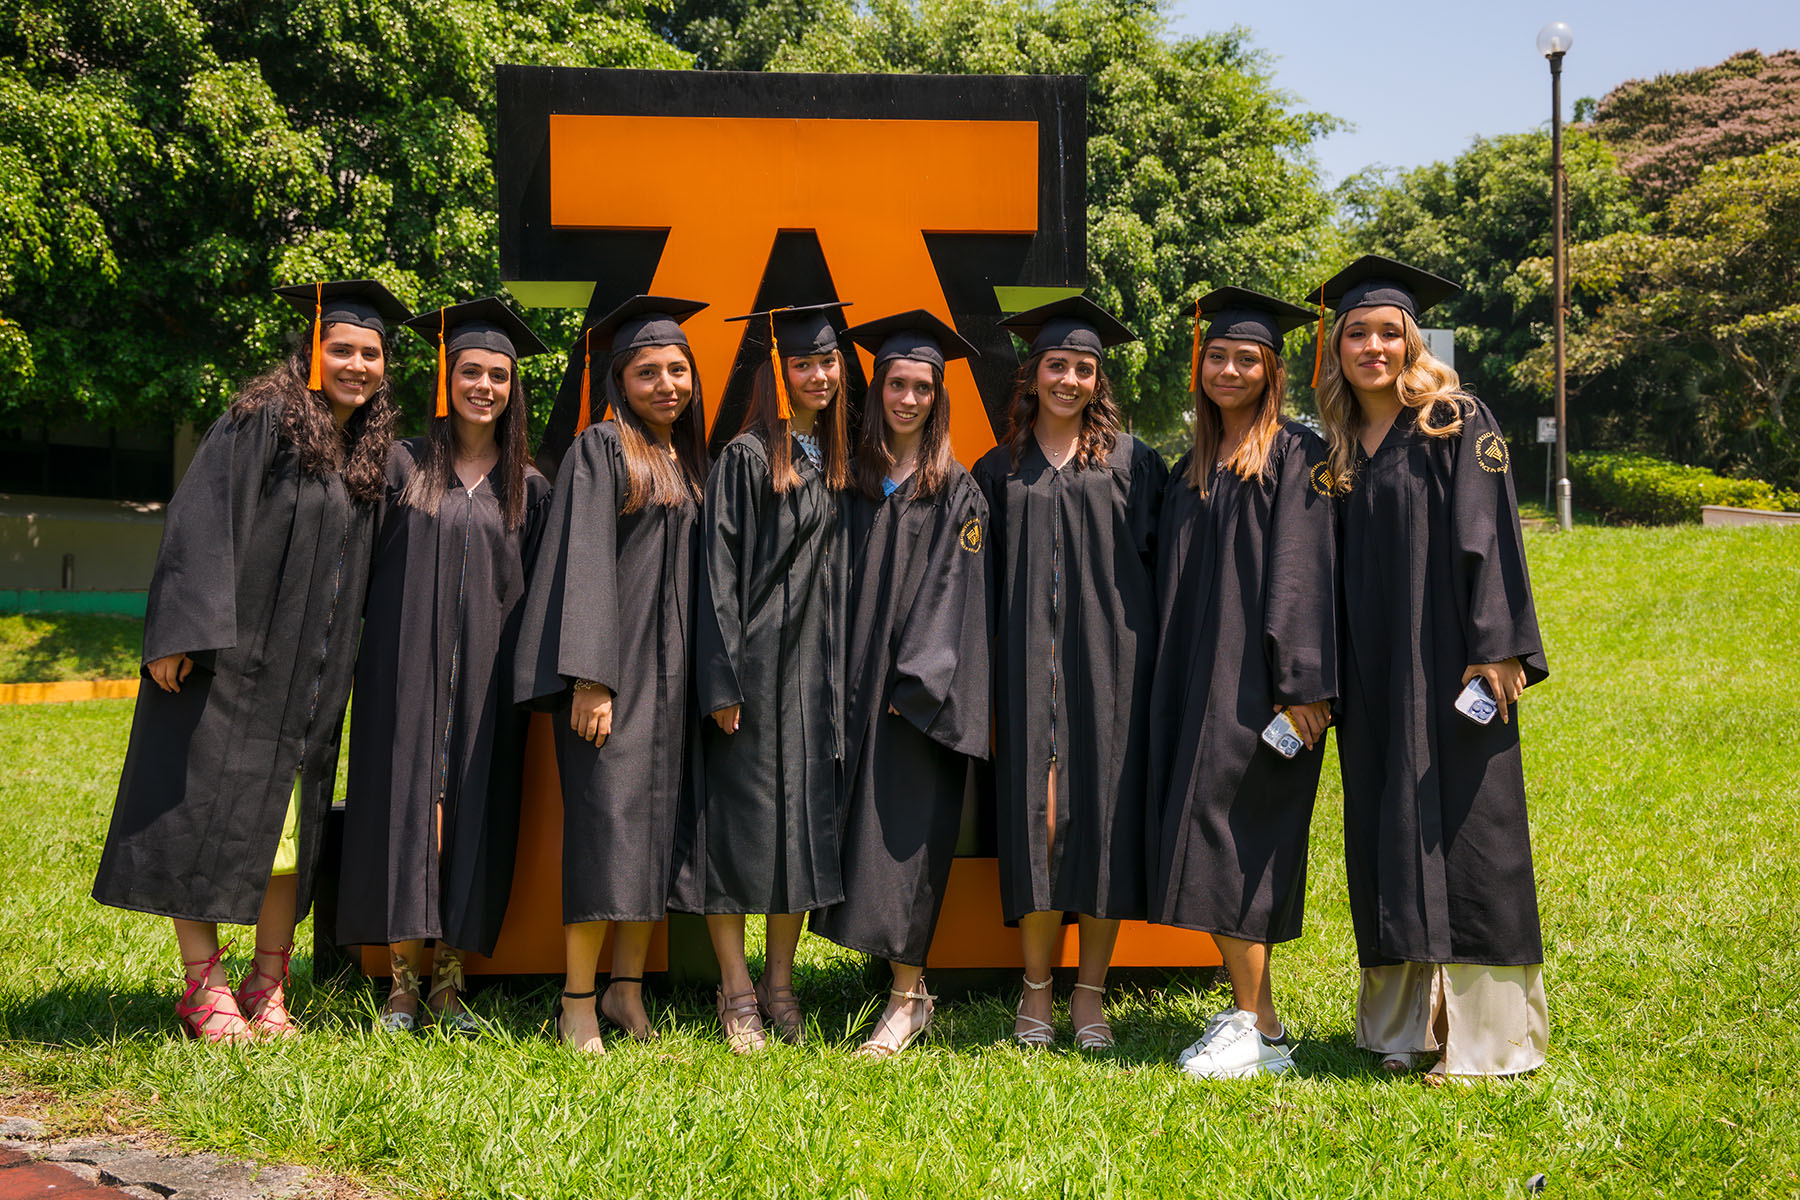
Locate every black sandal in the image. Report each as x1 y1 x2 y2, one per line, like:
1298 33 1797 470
554 988 605 1054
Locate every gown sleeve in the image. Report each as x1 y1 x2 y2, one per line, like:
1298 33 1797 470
1451 400 1549 686
888 478 991 759
513 426 625 705
140 402 281 667
693 440 767 717
1262 431 1339 708
1126 437 1169 578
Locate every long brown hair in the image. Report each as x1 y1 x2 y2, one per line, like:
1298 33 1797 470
1316 308 1467 495
229 324 397 504
397 348 534 531
737 352 851 492
1003 349 1122 471
608 343 710 514
1187 340 1286 495
854 357 956 500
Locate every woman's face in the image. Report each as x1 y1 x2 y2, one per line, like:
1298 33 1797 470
317 324 385 424
881 359 936 443
450 349 513 432
1338 305 1409 395
786 352 841 413
623 344 693 435
1034 350 1098 424
1199 338 1266 416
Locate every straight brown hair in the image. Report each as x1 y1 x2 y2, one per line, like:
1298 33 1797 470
853 357 956 500
737 352 851 492
1186 339 1286 496
397 348 534 530
607 344 710 514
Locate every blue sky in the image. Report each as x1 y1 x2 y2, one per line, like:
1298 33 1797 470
1166 0 1800 186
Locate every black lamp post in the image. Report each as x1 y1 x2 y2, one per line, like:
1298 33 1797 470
1538 20 1574 530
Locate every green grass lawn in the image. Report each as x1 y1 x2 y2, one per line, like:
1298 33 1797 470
0 612 143 683
2 526 1797 1197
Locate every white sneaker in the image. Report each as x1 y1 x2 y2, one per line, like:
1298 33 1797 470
1176 1007 1243 1065
1179 1009 1297 1079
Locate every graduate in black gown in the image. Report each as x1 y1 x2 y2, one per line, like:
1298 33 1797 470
514 295 711 1054
1310 256 1550 1079
971 296 1168 1051
338 298 553 1034
810 311 989 1058
1145 289 1337 1080
93 279 408 1042
673 299 853 1052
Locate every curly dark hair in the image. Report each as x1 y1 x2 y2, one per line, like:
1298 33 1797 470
1002 348 1122 472
229 325 398 504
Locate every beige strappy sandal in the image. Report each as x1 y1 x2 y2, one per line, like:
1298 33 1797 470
1071 981 1115 1051
754 977 805 1044
854 981 935 1059
717 986 767 1054
1014 973 1055 1048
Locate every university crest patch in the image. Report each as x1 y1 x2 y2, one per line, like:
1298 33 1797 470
1476 431 1509 474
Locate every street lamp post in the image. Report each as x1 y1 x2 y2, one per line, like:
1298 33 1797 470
1538 20 1574 531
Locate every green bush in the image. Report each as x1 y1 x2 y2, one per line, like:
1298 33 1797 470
1569 451 1795 523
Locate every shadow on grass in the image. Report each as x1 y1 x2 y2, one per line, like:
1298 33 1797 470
0 613 143 684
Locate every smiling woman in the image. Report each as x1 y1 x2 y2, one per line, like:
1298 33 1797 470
91 278 410 1045
336 297 553 1036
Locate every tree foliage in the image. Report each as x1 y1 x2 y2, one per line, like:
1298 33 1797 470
0 0 686 432
756 0 1341 440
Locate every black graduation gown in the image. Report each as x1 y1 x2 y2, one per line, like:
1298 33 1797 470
811 469 991 965
336 440 551 954
1337 398 1549 968
513 421 700 924
1145 424 1338 943
972 433 1167 923
672 430 846 915
93 400 378 925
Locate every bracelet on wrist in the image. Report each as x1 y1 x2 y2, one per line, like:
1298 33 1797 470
573 678 605 693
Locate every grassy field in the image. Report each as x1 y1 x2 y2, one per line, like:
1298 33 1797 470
1 526 1797 1198
0 612 142 683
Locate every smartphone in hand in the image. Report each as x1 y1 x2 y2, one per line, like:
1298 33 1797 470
1261 710 1304 758
1455 676 1499 725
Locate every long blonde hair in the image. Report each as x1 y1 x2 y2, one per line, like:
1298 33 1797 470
1316 308 1466 494
1187 340 1286 496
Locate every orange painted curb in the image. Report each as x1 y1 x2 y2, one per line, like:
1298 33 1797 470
0 678 140 705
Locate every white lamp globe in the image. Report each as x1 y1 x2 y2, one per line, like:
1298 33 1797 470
1537 21 1574 58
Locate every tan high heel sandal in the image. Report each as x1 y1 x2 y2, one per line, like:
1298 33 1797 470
717 986 767 1054
754 977 805 1044
855 980 935 1059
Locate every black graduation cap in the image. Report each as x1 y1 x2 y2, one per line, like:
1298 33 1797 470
726 301 851 358
1187 287 1318 395
1306 255 1460 321
273 279 412 392
273 279 412 336
841 310 980 370
402 297 550 418
570 295 707 432
998 295 1137 358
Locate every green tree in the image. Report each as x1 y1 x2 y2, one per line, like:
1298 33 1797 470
0 0 687 433
766 0 1340 442
1516 141 1800 489
1337 129 1642 440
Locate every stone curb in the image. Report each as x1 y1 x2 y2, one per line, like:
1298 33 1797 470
1 1115 349 1200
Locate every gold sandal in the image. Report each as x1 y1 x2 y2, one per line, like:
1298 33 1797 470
378 951 421 1033
428 947 480 1036
854 980 935 1059
717 986 767 1054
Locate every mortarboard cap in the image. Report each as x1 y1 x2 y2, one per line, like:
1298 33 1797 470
998 295 1137 358
842 310 980 371
402 297 550 419
570 295 707 433
1306 255 1460 321
273 279 413 392
726 301 851 358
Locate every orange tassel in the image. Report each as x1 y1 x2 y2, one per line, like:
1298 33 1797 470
576 328 592 433
1309 295 1327 389
306 283 323 391
769 309 792 421
434 307 448 419
1188 298 1202 395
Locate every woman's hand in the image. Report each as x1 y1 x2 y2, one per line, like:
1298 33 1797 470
147 653 193 694
1280 701 1332 750
1462 658 1526 724
571 683 614 747
712 704 741 734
